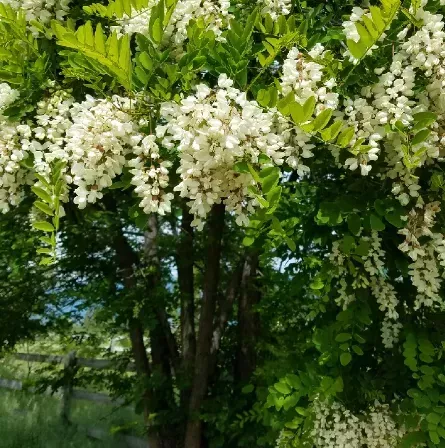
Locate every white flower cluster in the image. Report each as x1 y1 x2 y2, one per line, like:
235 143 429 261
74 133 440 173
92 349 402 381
1 0 70 23
260 0 292 20
0 89 176 216
129 135 173 215
0 83 29 213
329 241 366 308
65 95 140 208
158 74 290 229
280 44 386 177
329 232 402 348
110 1 156 37
0 121 30 213
112 0 231 50
281 44 339 113
398 202 445 310
342 7 365 44
335 3 445 188
363 232 402 348
310 399 405 448
23 89 74 177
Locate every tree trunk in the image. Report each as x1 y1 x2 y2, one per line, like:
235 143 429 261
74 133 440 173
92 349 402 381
208 258 245 378
177 204 196 407
144 215 179 448
235 252 260 384
184 204 225 448
114 227 162 448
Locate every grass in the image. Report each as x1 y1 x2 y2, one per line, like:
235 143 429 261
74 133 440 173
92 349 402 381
0 389 129 448
0 352 146 446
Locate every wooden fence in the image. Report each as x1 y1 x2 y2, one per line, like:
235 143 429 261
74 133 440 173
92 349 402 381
0 351 147 448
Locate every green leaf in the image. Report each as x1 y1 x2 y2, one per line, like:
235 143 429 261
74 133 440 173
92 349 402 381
413 111 436 124
242 384 254 394
40 236 53 246
352 345 364 355
277 92 295 116
234 161 249 173
261 170 280 194
274 382 291 394
312 108 332 132
52 21 132 90
399 431 427 448
354 333 366 343
32 221 55 232
339 235 355 254
320 120 343 141
347 213 361 235
302 96 316 121
247 163 260 182
412 129 431 146
310 277 324 290
337 127 354 147
285 374 301 389
370 214 385 231
429 430 440 445
290 102 304 124
34 201 54 216
427 413 441 425
31 186 52 204
151 17 163 43
285 237 296 252
335 333 352 343
37 247 53 255
355 240 370 257
295 407 307 416
346 0 401 61
243 236 255 246
385 210 405 228
340 352 352 366
34 174 51 189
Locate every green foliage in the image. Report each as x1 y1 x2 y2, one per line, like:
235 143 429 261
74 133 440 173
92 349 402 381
391 111 438 171
52 21 132 90
346 0 401 61
401 332 445 445
84 0 154 18
31 161 66 264
207 9 259 88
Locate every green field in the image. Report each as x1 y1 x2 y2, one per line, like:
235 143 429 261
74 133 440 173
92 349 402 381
0 355 144 448
0 388 145 447
0 389 125 447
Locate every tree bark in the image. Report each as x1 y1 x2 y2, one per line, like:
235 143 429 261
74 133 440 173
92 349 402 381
177 204 196 407
235 251 261 384
208 258 245 377
144 215 180 448
184 204 225 448
114 229 162 448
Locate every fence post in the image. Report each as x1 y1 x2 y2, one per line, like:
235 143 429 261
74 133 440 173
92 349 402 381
60 351 77 425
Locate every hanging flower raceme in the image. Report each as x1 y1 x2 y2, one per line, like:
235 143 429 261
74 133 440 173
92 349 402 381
158 74 289 229
129 134 174 215
2 0 70 23
64 95 141 208
0 83 30 213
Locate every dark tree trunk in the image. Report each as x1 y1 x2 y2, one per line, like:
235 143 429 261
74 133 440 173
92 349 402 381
144 215 179 448
114 229 162 448
184 204 225 448
235 252 261 384
177 204 196 407
208 258 245 378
